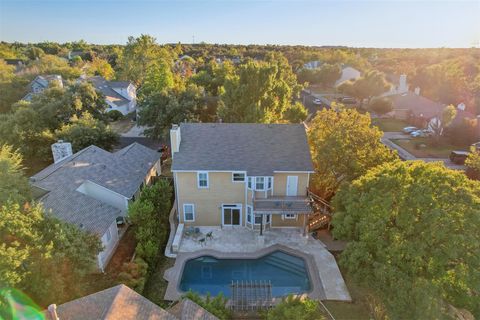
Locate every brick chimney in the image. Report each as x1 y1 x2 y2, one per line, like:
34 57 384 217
47 304 59 320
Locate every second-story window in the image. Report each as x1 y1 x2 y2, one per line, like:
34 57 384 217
267 177 272 190
233 172 245 182
247 177 253 189
197 172 209 188
255 177 265 191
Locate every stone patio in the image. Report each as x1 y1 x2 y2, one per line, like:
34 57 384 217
167 226 351 301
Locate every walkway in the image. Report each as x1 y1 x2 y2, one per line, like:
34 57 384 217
172 227 351 302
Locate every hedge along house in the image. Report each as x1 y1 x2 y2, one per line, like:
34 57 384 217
171 123 314 235
30 141 161 271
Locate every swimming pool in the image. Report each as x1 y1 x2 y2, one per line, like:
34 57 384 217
178 250 311 297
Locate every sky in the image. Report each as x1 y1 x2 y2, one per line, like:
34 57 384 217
0 0 479 48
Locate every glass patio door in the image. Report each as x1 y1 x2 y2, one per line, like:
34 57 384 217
222 205 241 226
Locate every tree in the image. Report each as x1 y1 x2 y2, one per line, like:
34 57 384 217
465 146 480 180
183 291 232 320
283 101 308 123
338 70 390 103
263 295 325 320
0 145 31 205
138 85 208 139
218 54 303 123
332 161 480 318
0 202 101 307
429 104 457 142
139 59 175 97
297 63 341 88
117 34 174 86
128 179 172 267
368 97 393 115
55 112 119 152
86 57 115 80
190 59 234 96
0 59 15 82
308 109 397 197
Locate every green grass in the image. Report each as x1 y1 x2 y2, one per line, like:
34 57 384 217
142 256 176 308
372 118 408 132
322 272 373 320
392 137 469 158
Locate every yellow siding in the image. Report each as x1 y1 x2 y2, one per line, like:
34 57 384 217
273 173 309 196
176 172 246 226
271 214 305 228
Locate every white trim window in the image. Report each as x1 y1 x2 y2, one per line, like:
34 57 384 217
255 177 265 191
197 172 209 188
183 204 195 222
247 177 253 190
247 205 253 224
283 213 297 220
254 214 263 225
267 177 273 190
232 172 245 182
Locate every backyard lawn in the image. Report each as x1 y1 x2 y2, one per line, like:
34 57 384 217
372 118 408 132
110 117 135 134
392 137 469 158
322 268 373 320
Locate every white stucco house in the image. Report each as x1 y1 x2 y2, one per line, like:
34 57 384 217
87 76 137 115
22 75 64 101
334 66 361 87
30 141 161 271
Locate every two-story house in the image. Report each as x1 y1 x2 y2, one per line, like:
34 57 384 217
22 74 64 101
170 123 314 235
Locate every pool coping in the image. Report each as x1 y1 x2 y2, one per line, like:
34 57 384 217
163 244 326 302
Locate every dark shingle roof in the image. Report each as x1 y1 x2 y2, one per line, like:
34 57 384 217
88 76 130 106
31 143 159 234
390 92 444 119
172 123 314 176
46 285 176 320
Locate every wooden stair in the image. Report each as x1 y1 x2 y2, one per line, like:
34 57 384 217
308 212 330 231
307 189 333 231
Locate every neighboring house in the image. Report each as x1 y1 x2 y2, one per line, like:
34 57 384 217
303 60 322 70
44 284 218 320
170 123 314 234
334 66 361 87
87 76 137 115
388 91 444 124
4 58 26 72
30 141 161 271
22 74 63 101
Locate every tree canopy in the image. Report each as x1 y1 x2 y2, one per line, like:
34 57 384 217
0 145 31 205
338 70 390 102
332 161 480 319
263 295 325 320
218 53 303 123
308 109 397 197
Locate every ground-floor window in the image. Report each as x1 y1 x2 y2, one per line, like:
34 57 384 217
184 204 195 222
222 204 242 226
247 205 253 223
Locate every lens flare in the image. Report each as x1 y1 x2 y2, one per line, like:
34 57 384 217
0 288 45 320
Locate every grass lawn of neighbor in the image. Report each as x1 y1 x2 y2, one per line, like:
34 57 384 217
392 137 469 158
110 118 135 134
372 118 408 132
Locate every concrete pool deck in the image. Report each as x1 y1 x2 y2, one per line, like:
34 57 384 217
163 227 351 302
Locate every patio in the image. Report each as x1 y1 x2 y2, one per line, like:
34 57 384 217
168 226 351 302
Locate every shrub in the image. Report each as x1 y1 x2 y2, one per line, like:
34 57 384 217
183 291 232 320
263 295 325 320
117 258 148 293
368 98 393 115
107 110 125 121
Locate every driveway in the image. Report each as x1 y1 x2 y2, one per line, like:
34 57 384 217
382 132 465 170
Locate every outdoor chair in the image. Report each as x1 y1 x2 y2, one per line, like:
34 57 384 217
206 231 213 240
185 226 195 236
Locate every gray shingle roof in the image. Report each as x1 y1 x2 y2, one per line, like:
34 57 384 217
46 285 177 320
31 143 159 234
172 123 314 176
390 92 444 119
88 76 130 107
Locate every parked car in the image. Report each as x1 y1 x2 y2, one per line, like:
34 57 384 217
340 97 356 105
313 98 322 105
449 151 469 165
410 129 432 138
402 126 418 134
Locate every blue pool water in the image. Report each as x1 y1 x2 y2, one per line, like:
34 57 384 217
179 250 311 297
